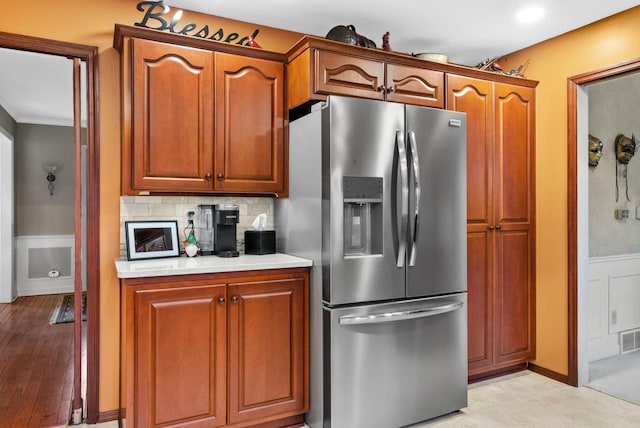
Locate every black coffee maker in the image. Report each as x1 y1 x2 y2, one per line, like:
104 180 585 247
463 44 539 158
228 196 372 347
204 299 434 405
213 204 240 257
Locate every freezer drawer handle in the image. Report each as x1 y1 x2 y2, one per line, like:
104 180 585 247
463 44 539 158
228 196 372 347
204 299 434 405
338 301 463 325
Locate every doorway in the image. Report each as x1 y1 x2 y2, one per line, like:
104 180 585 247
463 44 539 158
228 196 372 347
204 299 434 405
0 33 100 423
568 58 640 391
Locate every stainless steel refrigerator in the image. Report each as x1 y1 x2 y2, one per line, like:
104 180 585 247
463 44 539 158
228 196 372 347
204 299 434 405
275 95 467 428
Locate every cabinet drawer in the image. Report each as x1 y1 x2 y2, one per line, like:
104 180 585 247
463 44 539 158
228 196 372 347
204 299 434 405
386 63 444 108
315 50 385 100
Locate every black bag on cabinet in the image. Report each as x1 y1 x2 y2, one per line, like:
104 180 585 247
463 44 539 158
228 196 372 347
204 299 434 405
326 25 377 48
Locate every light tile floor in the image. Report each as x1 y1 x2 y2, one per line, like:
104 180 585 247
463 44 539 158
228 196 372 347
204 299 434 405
64 371 640 428
414 371 640 427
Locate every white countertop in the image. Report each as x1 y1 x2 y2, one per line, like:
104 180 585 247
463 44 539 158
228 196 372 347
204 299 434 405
115 253 312 279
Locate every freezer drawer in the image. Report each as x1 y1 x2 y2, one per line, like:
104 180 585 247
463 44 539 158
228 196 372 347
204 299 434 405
323 294 467 428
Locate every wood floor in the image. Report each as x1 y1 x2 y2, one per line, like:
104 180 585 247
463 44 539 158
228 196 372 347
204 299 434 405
0 294 74 427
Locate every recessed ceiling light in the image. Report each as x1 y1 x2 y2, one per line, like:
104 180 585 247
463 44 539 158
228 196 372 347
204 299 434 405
516 5 545 24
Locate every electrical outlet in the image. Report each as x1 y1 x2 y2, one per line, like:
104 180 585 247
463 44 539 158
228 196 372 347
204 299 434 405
611 310 618 325
615 209 630 219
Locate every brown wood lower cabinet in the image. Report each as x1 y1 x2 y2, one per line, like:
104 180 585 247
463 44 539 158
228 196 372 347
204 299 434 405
122 268 309 428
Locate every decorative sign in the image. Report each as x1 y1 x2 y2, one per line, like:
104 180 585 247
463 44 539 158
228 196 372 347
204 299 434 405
134 1 260 46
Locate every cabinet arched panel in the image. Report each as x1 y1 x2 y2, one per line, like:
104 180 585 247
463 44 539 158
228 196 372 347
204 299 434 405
315 50 385 100
386 63 444 108
495 84 534 224
447 75 493 225
131 38 214 192
215 53 285 194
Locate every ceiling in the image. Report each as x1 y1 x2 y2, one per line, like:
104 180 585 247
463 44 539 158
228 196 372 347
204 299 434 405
1 0 639 127
0 48 86 127
166 0 640 66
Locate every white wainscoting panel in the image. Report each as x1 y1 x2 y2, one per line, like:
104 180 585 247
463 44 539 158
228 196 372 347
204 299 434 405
588 253 640 361
609 274 640 334
16 235 74 296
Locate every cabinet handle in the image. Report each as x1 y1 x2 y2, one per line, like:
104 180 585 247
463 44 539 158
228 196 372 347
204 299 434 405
231 296 238 304
386 86 395 93
488 225 494 230
218 297 225 304
217 173 224 181
205 173 212 181
495 225 502 231
377 85 386 92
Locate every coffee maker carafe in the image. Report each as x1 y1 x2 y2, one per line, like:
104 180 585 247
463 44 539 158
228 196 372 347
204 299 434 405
214 204 239 257
196 204 215 255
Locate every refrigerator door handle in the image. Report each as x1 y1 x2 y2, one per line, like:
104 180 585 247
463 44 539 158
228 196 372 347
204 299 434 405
407 130 421 267
338 301 464 325
396 130 409 268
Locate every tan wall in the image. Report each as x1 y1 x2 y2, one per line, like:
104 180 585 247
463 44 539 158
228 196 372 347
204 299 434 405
2 0 301 415
500 6 640 375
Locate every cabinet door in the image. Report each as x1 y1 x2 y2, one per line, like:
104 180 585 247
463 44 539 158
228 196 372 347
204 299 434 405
386 63 444 108
214 53 285 194
130 283 227 428
315 50 385 100
446 75 494 375
227 275 308 425
130 38 214 192
493 82 535 365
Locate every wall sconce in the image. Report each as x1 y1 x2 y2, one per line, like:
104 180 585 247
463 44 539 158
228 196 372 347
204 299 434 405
43 164 59 196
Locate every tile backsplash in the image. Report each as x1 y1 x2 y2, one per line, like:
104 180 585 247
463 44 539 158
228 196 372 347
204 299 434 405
120 195 274 258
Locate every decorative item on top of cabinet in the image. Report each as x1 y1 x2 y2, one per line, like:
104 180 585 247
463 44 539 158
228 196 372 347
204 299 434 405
325 24 376 48
114 25 287 196
382 32 392 52
446 74 536 381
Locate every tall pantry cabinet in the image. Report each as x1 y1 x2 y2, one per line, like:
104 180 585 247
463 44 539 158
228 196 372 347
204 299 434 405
446 74 536 379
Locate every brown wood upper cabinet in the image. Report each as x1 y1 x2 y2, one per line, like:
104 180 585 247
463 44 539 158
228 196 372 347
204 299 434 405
316 50 444 107
288 43 444 110
116 26 287 196
214 53 285 194
128 38 215 193
446 74 536 380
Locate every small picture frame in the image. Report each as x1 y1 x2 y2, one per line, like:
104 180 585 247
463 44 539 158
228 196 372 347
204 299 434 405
125 220 180 261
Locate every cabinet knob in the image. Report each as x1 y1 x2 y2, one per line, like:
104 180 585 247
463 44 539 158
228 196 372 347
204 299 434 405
489 225 494 230
217 173 224 181
218 297 225 305
231 296 238 304
495 225 502 231
377 85 386 92
205 173 212 181
386 86 395 93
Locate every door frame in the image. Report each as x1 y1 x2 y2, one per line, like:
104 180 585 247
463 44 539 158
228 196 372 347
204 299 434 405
0 128 14 303
0 31 101 422
567 57 640 386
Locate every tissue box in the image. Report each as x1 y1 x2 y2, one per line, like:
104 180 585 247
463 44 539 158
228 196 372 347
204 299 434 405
244 230 276 255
